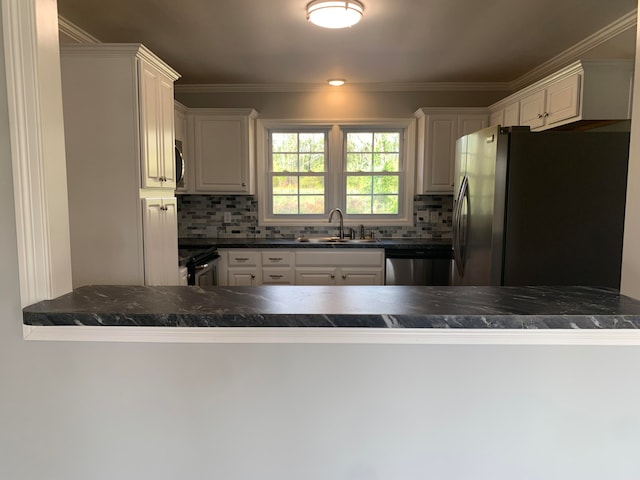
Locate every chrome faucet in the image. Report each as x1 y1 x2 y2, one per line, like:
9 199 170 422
328 207 345 239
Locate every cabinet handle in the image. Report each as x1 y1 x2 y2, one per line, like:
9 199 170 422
537 113 543 119
269 274 283 279
543 112 549 118
330 274 335 279
342 274 347 279
268 257 283 261
235 257 249 262
251 274 255 279
242 182 246 187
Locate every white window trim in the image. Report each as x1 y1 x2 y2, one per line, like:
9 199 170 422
256 118 416 227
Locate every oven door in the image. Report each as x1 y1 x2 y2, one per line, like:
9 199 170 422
192 257 219 286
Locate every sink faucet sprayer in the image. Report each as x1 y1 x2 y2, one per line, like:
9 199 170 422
328 207 345 239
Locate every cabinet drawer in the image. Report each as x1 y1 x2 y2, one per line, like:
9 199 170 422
262 268 293 284
295 249 384 267
262 251 292 266
227 250 259 266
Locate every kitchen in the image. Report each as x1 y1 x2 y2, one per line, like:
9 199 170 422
3 1 640 480
57 2 638 291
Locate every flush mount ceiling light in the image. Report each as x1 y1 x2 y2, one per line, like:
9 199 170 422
306 0 364 29
328 79 346 86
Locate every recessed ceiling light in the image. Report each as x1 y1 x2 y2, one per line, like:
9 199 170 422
306 1 364 29
328 79 346 86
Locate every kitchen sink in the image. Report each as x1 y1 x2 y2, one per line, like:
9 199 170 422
296 236 378 244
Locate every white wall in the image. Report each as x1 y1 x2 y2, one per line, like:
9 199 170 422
2 2 640 479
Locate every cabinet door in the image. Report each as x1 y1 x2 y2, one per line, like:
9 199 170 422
503 102 520 126
227 268 259 286
519 90 546 129
139 62 175 189
193 114 252 194
295 268 338 285
545 74 580 127
458 115 487 138
489 109 503 127
142 197 179 286
425 115 457 193
338 268 382 285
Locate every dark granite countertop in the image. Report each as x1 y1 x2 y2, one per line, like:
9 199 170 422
178 237 453 252
23 285 640 329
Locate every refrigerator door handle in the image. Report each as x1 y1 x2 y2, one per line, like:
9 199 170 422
452 179 463 262
453 176 469 276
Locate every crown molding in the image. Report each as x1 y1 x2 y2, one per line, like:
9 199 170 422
511 9 638 91
57 15 100 44
174 81 512 94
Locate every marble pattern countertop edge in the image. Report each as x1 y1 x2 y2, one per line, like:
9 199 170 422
22 285 640 330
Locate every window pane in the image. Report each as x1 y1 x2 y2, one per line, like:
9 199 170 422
347 132 373 152
373 195 399 214
300 153 325 172
273 153 299 172
273 196 299 214
300 176 324 194
272 133 298 153
373 153 399 172
300 133 324 152
300 196 324 214
374 132 400 152
346 153 372 172
346 195 372 214
273 176 298 194
373 175 399 194
347 175 372 194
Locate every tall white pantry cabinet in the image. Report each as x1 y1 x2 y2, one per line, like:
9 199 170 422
61 44 181 287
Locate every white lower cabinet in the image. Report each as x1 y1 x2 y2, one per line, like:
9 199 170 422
296 267 382 286
227 268 259 286
142 197 180 286
217 248 384 286
294 249 384 286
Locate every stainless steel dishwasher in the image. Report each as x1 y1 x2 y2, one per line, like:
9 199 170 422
385 248 452 285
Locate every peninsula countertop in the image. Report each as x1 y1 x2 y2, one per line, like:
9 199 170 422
23 285 640 329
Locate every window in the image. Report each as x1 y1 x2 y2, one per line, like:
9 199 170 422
270 131 327 215
257 119 415 226
345 130 401 215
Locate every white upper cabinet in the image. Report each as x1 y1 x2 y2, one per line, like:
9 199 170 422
188 108 259 194
490 102 520 127
490 60 633 132
139 60 177 188
414 108 489 194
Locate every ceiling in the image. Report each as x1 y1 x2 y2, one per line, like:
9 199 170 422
56 0 638 87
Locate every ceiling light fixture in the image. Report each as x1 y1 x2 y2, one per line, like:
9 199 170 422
328 79 346 86
306 0 364 29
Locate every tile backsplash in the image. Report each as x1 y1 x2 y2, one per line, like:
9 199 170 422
177 195 453 239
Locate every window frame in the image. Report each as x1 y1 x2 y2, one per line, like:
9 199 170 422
257 118 416 227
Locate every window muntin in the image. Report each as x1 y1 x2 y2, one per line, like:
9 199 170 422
344 131 401 215
270 131 327 215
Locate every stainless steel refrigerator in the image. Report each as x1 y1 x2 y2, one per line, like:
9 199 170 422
452 125 630 289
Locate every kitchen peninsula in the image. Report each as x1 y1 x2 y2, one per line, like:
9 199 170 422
22 285 640 345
